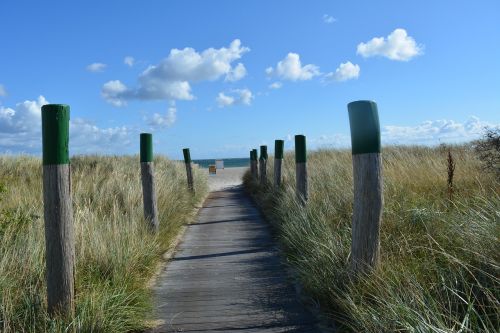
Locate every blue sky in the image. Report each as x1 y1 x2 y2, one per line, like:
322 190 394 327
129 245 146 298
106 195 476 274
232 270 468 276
1 0 499 159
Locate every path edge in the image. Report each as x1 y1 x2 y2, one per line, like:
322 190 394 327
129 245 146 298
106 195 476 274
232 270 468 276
144 192 209 329
242 182 336 333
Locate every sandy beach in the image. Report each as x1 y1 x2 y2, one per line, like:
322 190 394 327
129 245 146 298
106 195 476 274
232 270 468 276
206 166 248 191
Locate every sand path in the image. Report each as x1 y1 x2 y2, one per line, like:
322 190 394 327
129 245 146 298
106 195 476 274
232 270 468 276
206 166 248 191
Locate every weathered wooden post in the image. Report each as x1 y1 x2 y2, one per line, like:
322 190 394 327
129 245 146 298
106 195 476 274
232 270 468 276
249 150 255 179
348 100 383 275
274 140 284 188
259 145 268 186
251 149 258 181
183 148 194 193
41 104 74 318
295 135 308 202
140 133 159 232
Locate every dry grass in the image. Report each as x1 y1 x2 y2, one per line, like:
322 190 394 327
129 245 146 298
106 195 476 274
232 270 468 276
244 145 499 332
0 155 208 332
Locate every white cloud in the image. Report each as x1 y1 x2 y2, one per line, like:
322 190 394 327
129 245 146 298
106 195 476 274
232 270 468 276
357 28 423 61
325 61 360 82
267 53 320 81
216 93 234 107
101 80 129 107
0 95 134 154
70 118 133 154
225 63 247 82
102 39 249 106
382 117 495 144
216 89 253 108
323 14 336 24
86 62 107 72
0 95 47 134
124 56 135 67
269 82 282 89
0 84 6 97
147 103 177 128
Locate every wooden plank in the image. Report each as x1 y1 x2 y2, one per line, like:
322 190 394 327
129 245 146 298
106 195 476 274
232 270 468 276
150 187 319 332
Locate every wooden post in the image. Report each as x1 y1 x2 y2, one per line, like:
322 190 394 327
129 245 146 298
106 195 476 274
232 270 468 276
251 149 258 181
295 135 308 202
140 133 159 232
348 100 383 275
274 140 284 188
249 150 255 179
183 148 195 193
41 104 74 318
259 145 268 186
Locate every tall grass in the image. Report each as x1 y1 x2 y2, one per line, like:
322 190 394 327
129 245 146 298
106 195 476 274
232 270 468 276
0 155 208 332
244 145 499 332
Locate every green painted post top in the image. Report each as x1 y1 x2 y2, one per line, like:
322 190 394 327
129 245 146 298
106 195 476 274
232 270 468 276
275 140 284 159
348 100 381 155
295 135 306 163
259 145 268 160
250 150 256 161
183 148 191 163
140 133 153 162
42 104 70 165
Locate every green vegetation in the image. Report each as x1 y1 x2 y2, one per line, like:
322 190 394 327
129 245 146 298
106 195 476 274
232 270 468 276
244 145 499 332
0 155 208 332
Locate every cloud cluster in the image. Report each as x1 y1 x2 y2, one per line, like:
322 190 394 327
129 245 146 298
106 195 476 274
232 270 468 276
0 96 134 154
267 53 360 86
147 103 177 129
382 117 493 143
225 63 247 82
0 95 47 134
266 53 320 81
325 61 360 82
102 39 250 106
216 89 253 107
86 62 107 72
310 117 497 150
357 28 423 61
0 84 6 97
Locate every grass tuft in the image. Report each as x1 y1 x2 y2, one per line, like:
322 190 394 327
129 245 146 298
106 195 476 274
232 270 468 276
244 145 499 332
0 155 208 332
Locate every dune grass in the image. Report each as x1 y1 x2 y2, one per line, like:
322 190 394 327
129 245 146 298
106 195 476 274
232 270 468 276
244 145 499 332
0 155 208 332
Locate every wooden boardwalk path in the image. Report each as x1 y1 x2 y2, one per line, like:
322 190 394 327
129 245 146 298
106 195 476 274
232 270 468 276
150 186 319 332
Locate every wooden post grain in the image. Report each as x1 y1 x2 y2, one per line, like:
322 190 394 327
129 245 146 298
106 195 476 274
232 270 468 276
259 145 268 186
140 133 159 232
274 140 284 188
41 104 74 318
295 135 308 203
251 149 258 181
348 100 383 275
183 148 195 193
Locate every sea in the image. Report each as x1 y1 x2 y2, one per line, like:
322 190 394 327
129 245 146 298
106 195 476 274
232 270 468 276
192 158 250 168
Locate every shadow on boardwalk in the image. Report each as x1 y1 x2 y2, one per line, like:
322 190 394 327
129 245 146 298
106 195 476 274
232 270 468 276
149 186 320 333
